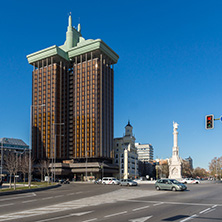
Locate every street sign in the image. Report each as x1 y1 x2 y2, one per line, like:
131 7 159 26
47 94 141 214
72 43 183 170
220 116 222 122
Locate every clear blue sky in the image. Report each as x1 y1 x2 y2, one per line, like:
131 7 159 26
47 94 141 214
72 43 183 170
0 0 222 169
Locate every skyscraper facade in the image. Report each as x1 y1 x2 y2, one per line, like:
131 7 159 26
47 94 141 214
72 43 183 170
27 15 119 168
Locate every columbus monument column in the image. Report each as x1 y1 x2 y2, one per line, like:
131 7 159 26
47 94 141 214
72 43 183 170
168 122 182 179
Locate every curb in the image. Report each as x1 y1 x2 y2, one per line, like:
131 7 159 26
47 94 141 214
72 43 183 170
0 184 61 196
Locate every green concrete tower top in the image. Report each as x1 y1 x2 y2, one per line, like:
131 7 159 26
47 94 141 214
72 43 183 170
27 14 119 65
63 14 82 50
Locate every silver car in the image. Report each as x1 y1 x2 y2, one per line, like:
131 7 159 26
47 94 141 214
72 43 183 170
119 179 138 186
155 179 187 191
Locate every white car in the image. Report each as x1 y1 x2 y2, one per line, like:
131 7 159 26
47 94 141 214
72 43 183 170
181 178 200 184
101 177 120 185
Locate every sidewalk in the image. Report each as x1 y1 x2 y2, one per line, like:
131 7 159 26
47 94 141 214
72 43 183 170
0 183 61 196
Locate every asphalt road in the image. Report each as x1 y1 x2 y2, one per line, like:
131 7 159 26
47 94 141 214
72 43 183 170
0 181 221 222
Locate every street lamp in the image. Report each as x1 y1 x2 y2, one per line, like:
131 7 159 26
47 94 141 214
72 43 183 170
29 104 45 188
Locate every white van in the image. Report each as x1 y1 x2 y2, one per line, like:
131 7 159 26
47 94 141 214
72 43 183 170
102 177 120 185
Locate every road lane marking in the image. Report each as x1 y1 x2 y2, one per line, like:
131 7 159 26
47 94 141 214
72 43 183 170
132 206 150 211
35 211 93 222
54 195 64 198
104 211 128 218
0 203 14 208
42 197 53 200
212 205 217 208
202 208 215 214
129 216 153 222
199 208 211 214
82 219 97 222
70 211 93 216
0 193 36 202
180 214 197 222
35 214 75 222
126 199 222 207
66 191 82 196
153 202 164 206
22 200 37 204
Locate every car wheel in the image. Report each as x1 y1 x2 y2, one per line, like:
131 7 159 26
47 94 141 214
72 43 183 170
184 182 187 184
156 186 160 191
127 183 129 186
172 187 177 191
103 182 106 185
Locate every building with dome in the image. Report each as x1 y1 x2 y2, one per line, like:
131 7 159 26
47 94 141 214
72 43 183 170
113 121 138 179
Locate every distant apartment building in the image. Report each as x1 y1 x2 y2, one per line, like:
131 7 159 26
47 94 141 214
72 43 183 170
184 156 193 170
113 121 139 179
135 143 154 163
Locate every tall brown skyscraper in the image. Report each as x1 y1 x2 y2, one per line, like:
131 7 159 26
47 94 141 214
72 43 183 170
27 15 119 171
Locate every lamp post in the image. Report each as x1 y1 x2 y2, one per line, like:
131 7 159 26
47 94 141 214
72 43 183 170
52 123 64 182
29 104 45 188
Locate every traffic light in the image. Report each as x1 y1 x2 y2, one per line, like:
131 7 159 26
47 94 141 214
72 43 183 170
205 114 214 129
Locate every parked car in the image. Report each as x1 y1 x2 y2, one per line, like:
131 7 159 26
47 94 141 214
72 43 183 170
94 179 102 184
102 177 120 185
180 178 200 184
119 179 138 186
155 179 187 191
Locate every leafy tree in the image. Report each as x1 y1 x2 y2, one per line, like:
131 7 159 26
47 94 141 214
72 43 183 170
209 157 222 179
192 167 209 178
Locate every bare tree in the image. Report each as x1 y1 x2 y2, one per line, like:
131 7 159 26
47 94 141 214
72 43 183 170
4 152 19 189
19 153 29 183
42 159 50 184
37 160 47 182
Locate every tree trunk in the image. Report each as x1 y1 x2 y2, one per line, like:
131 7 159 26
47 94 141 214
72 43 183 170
23 173 26 183
13 173 16 190
9 174 12 188
41 169 43 182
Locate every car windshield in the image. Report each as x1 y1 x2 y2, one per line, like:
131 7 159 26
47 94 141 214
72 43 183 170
170 180 180 184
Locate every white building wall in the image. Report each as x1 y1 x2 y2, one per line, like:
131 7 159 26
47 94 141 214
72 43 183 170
135 143 154 163
113 122 139 179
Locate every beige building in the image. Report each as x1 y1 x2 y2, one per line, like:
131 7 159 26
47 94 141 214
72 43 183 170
135 143 154 163
113 121 138 179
